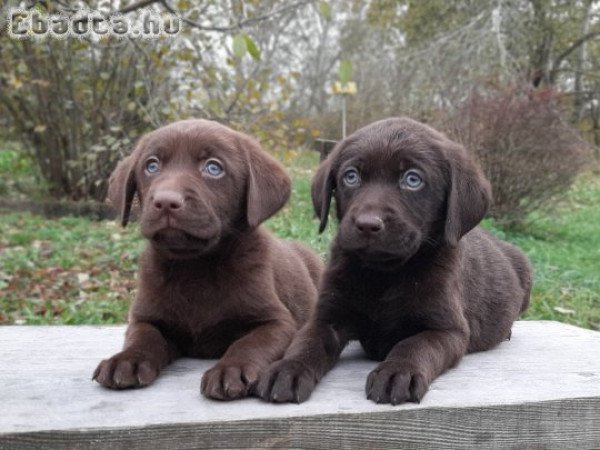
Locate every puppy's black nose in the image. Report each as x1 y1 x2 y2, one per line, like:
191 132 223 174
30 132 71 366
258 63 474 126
355 214 384 234
152 190 184 211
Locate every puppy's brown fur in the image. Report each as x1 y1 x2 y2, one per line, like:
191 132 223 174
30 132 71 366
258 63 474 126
257 117 532 405
93 119 322 400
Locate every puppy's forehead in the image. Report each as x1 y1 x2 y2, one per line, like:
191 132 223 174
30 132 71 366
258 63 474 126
339 118 447 168
139 119 241 157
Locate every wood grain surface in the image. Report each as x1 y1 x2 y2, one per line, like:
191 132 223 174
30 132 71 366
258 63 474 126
1 321 599 449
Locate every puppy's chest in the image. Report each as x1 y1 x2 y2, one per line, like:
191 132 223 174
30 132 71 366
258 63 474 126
144 269 259 357
341 274 429 358
155 315 258 358
155 262 249 309
359 288 426 340
344 274 425 321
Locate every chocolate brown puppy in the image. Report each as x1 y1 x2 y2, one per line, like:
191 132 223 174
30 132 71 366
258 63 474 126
257 117 532 405
93 119 322 400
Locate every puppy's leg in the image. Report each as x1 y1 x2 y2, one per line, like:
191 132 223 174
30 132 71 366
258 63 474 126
256 319 350 403
93 322 176 389
201 315 297 401
366 329 468 405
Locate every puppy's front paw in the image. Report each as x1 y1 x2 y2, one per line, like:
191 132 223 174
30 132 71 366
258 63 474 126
93 351 159 389
256 359 316 403
366 362 429 405
201 361 260 400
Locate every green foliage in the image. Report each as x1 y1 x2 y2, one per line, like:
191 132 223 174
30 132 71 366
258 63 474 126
244 34 262 60
233 34 249 58
319 1 332 21
0 148 44 199
338 59 353 85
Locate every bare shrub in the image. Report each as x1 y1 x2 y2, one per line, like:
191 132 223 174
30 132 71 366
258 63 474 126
444 84 592 226
0 37 169 201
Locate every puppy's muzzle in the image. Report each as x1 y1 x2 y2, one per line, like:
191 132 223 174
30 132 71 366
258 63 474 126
141 181 221 250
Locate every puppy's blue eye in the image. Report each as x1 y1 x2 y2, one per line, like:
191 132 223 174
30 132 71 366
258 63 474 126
204 159 224 178
402 170 423 190
343 168 361 187
145 157 160 174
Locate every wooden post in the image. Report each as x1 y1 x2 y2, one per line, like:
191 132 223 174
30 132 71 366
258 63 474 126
342 95 347 139
332 81 357 140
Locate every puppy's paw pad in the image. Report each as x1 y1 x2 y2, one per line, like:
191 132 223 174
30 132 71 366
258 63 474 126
256 359 315 404
366 363 429 405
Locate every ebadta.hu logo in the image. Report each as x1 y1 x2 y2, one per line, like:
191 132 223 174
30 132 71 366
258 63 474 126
7 8 181 39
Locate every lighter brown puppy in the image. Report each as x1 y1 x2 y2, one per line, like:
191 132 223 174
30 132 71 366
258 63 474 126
93 119 322 400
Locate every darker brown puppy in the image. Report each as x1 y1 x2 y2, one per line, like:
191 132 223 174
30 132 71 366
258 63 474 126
257 117 532 405
93 119 322 400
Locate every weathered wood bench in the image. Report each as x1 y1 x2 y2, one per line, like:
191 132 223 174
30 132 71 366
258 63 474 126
1 321 599 449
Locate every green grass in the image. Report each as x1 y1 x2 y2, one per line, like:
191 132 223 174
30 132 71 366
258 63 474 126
0 151 598 329
0 215 142 324
265 150 335 255
484 175 600 330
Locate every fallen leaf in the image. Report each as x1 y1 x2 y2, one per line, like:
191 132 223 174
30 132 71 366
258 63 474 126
554 306 576 315
77 273 90 284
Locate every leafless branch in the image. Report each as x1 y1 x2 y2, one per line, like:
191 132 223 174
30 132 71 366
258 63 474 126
550 29 600 83
160 0 314 32
118 0 161 14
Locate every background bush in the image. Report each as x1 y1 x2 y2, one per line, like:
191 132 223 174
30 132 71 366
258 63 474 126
0 37 173 201
444 84 592 226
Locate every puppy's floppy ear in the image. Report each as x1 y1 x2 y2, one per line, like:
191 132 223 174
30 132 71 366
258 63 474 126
311 156 335 233
107 155 137 227
243 135 291 228
444 143 492 246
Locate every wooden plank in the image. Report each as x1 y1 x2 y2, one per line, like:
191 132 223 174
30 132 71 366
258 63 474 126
1 321 599 449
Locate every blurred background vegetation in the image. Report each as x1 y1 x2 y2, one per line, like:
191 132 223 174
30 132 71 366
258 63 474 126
0 0 598 328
